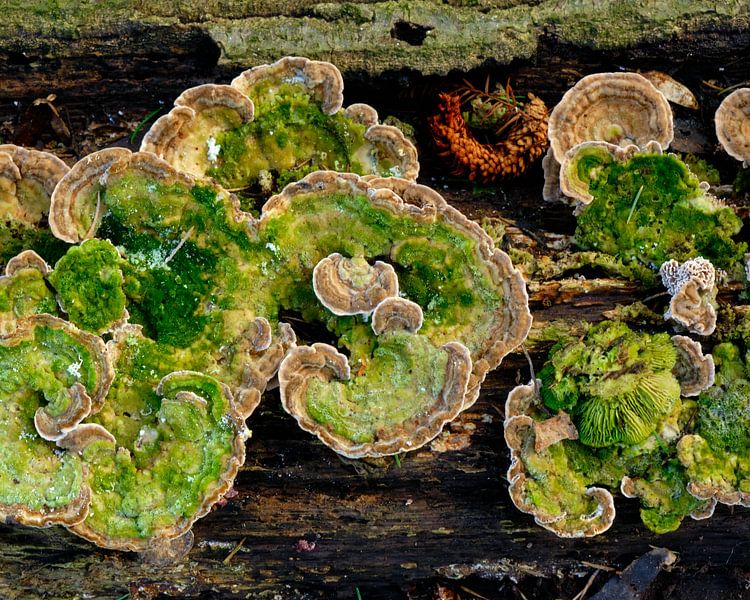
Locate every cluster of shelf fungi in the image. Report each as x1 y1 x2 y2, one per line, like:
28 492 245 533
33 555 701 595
0 56 749 566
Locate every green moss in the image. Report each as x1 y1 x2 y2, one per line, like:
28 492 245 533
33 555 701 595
0 321 105 513
207 82 369 191
574 152 746 274
539 321 680 447
81 372 238 541
695 344 750 454
306 331 448 444
48 239 126 334
0 266 57 325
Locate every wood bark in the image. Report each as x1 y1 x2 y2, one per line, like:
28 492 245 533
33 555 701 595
0 3 750 599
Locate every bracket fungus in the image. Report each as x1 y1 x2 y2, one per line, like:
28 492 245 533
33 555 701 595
504 384 615 538
505 321 717 536
715 88 750 165
660 258 717 336
548 72 674 164
671 335 715 397
561 142 746 282
312 253 398 317
69 371 249 554
43 147 528 470
0 144 70 266
0 250 57 335
0 314 112 528
142 56 418 193
678 343 750 508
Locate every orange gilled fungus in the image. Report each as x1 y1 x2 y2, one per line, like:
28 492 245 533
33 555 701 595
428 89 549 183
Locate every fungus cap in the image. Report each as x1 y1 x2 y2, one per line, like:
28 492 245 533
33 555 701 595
371 297 424 335
548 72 673 163
715 88 750 164
231 56 344 115
671 335 715 397
278 339 472 458
312 253 399 317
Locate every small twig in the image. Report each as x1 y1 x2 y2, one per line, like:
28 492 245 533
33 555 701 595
572 569 600 600
163 226 195 265
84 189 103 240
459 585 491 600
641 291 669 303
580 561 616 572
223 537 246 564
521 344 537 389
626 185 644 224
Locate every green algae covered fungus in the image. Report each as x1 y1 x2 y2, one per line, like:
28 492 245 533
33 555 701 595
560 142 746 280
31 147 529 549
0 315 112 527
0 251 58 334
71 371 248 552
538 321 681 447
141 57 418 195
678 342 750 506
506 352 712 537
48 239 127 335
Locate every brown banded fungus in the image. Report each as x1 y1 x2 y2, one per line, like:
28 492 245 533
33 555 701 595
660 258 717 336
641 71 699 110
370 297 424 335
715 88 750 164
671 335 715 397
503 383 615 538
548 72 674 164
279 336 472 458
0 144 70 266
0 314 113 528
0 250 57 335
142 56 418 193
313 253 398 317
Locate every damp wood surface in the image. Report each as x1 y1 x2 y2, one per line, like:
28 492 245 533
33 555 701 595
2 12 750 600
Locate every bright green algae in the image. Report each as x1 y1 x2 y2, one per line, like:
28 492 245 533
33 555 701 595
84 168 500 364
0 321 102 514
306 331 449 443
539 321 681 447
208 82 369 191
78 372 239 541
573 150 746 281
522 321 707 534
48 239 127 335
0 266 57 330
